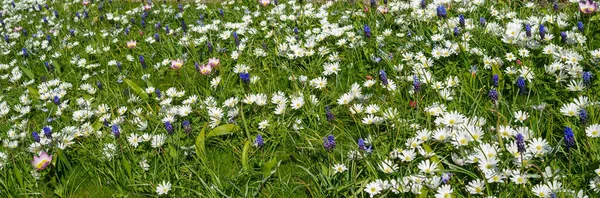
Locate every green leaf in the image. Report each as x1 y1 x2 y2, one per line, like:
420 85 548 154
92 120 103 131
122 157 132 179
195 123 208 163
590 15 600 22
14 167 23 188
206 124 240 137
123 79 149 100
242 140 250 171
169 144 178 161
19 66 34 80
261 157 278 178
27 87 39 100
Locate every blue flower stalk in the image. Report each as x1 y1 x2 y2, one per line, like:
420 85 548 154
32 131 40 143
489 89 498 103
479 17 486 27
53 96 60 105
325 106 334 122
379 70 388 86
239 72 250 84
459 14 465 27
22 47 28 57
580 109 588 125
111 125 120 138
155 89 162 98
525 24 532 37
358 138 365 150
583 71 592 86
139 55 147 69
254 134 264 148
560 32 567 43
515 133 526 154
182 120 192 134
154 33 160 42
492 74 499 87
323 135 336 151
413 75 421 92
436 5 447 18
517 77 526 95
420 0 426 9
165 121 174 135
539 24 546 40
43 126 52 139
453 27 460 37
233 31 239 46
577 21 584 33
362 24 372 39
207 41 213 53
564 127 575 152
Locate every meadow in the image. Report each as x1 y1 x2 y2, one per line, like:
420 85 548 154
1 0 600 197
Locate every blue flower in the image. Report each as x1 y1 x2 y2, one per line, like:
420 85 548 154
379 70 388 86
515 133 526 154
578 21 584 32
325 106 334 122
233 31 239 46
517 77 526 95
489 89 498 103
254 134 264 147
539 24 546 40
182 120 191 134
155 89 162 98
43 126 52 139
436 5 447 18
53 96 60 105
239 72 250 84
525 24 532 37
453 27 460 37
580 109 588 125
165 121 174 134
459 14 465 27
479 17 486 27
111 125 120 138
139 55 147 69
154 33 160 42
560 32 567 43
363 24 372 38
492 74 499 87
207 41 213 53
583 71 592 86
564 127 575 152
181 20 187 33
32 131 40 143
22 47 28 57
358 138 365 150
413 75 421 92
323 135 336 151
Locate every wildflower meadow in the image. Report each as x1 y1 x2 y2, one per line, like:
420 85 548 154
2 0 600 197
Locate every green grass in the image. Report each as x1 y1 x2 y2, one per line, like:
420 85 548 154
1 0 600 197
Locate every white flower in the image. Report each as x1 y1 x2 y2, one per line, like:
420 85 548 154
258 120 269 130
156 180 171 195
560 103 580 117
434 184 453 198
364 182 382 197
513 110 529 123
466 179 485 195
586 124 600 138
378 159 398 174
128 133 141 148
332 164 347 174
